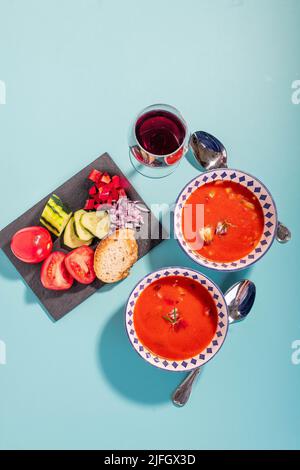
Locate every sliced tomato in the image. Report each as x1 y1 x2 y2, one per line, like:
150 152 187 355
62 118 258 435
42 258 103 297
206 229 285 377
11 226 53 264
64 246 96 285
41 251 74 290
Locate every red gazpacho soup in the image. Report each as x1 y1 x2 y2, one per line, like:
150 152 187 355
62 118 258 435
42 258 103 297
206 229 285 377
182 180 264 263
133 276 218 361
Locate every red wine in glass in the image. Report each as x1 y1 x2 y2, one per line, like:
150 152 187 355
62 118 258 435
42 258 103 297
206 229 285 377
135 109 186 156
129 104 189 177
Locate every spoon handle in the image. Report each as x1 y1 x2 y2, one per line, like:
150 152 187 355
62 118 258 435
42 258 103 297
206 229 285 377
172 367 201 407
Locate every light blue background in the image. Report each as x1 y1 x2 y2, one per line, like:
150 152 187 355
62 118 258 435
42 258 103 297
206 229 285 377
0 0 299 450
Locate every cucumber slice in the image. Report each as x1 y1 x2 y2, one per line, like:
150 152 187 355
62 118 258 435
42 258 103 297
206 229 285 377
74 210 94 241
63 217 93 249
81 211 110 239
95 215 110 239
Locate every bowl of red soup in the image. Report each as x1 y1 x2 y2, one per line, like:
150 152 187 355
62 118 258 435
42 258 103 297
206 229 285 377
125 267 228 371
174 169 278 271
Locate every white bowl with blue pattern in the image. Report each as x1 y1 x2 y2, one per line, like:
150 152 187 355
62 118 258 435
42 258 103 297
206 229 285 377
174 169 278 271
125 267 229 372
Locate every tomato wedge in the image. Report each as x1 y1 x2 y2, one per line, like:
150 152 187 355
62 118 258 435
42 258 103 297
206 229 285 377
11 226 53 264
41 251 74 290
64 246 96 285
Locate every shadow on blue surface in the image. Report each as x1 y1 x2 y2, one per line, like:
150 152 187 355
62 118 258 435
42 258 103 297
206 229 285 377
0 250 19 280
0 250 57 322
98 239 253 405
98 304 200 405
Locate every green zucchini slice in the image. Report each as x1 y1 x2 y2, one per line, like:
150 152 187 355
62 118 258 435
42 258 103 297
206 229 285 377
40 194 72 237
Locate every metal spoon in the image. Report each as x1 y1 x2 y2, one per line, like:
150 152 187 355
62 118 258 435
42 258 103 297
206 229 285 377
190 131 228 170
172 279 256 407
276 221 291 244
190 131 291 243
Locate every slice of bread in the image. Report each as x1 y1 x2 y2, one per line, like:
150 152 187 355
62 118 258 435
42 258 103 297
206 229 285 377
94 228 138 283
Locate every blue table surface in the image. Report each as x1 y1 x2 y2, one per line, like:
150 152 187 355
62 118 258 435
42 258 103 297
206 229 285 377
0 0 299 450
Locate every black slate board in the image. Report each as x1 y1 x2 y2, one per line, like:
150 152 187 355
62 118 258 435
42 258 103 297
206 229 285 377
0 153 165 321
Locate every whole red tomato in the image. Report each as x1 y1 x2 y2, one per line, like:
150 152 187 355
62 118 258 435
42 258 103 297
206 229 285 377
11 226 53 263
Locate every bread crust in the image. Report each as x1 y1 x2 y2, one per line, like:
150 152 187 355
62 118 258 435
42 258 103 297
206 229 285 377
94 228 138 283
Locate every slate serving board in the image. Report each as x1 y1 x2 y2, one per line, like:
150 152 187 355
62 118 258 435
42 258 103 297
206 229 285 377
0 153 165 321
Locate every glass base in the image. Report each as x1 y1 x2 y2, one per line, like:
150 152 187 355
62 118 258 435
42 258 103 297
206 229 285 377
129 150 179 178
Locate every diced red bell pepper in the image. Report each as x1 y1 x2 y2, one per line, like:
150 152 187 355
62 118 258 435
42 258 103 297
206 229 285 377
86 171 127 207
110 188 118 201
89 185 97 196
112 175 120 188
84 199 95 210
119 176 129 189
93 193 102 204
100 173 111 184
88 169 102 183
100 186 111 197
98 192 110 202
94 192 107 203
105 181 113 191
118 188 127 198
96 180 108 190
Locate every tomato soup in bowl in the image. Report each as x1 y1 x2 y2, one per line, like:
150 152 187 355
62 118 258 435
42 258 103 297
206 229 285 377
175 169 277 271
125 267 228 372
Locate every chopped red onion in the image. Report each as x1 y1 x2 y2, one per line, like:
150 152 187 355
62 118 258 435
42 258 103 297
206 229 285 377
108 197 147 232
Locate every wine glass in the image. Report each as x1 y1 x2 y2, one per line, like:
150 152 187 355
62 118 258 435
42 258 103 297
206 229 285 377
129 104 189 178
